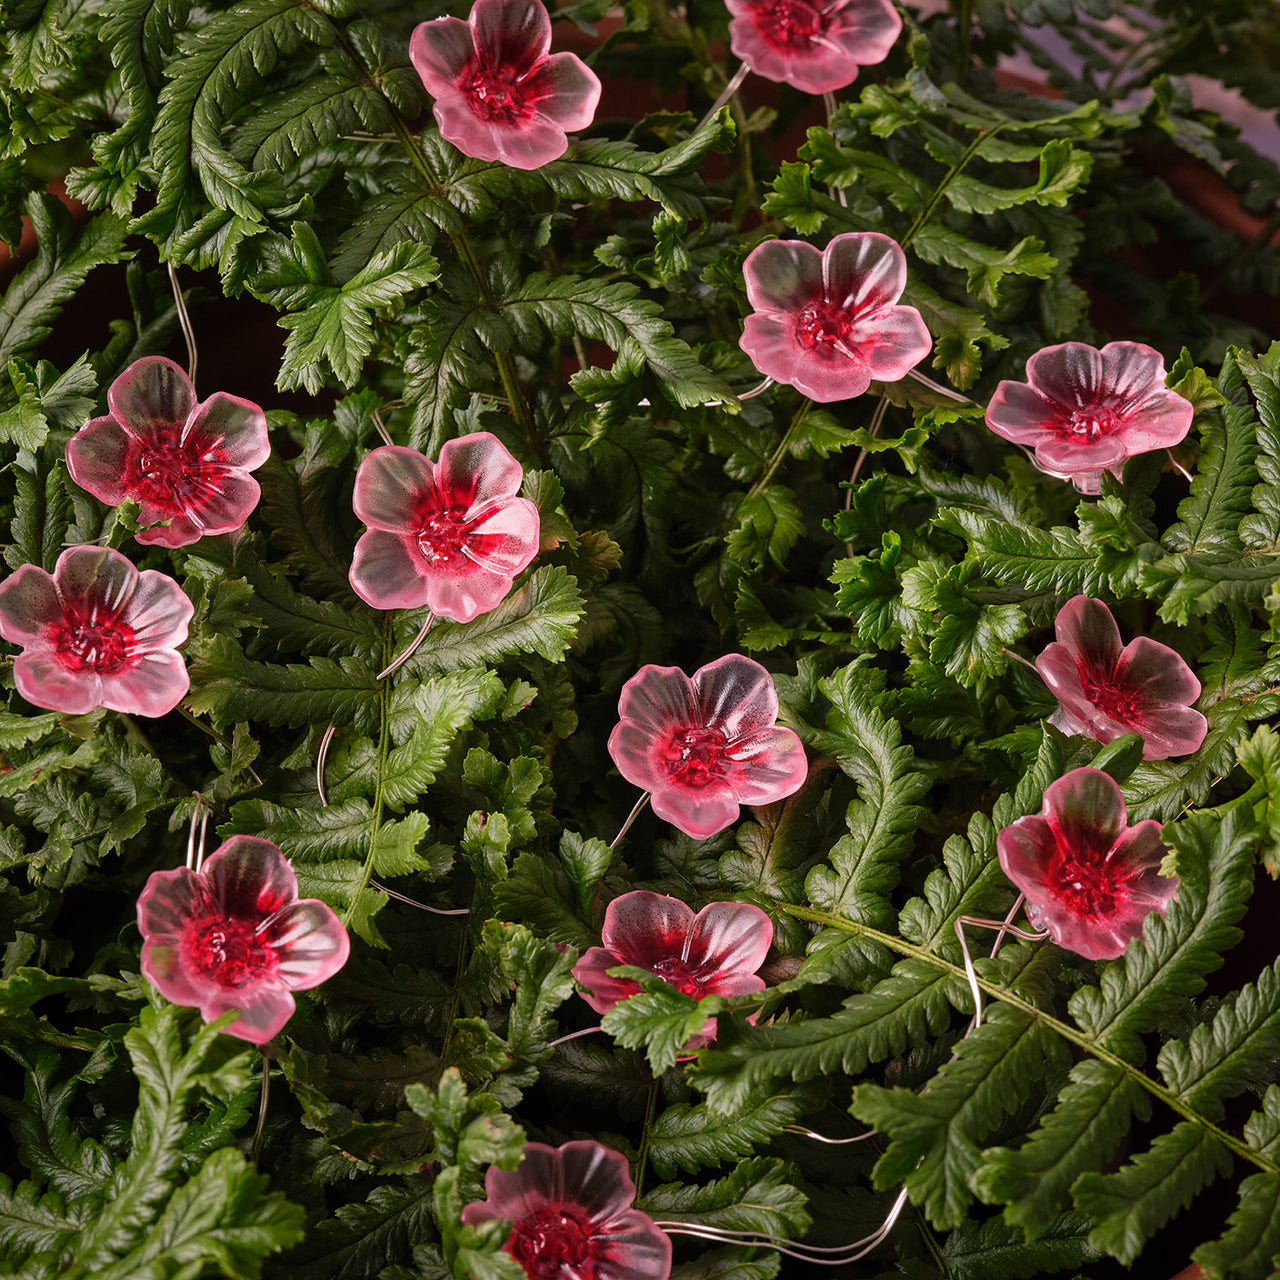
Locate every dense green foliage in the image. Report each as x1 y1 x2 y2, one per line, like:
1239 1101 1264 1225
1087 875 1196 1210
0 0 1279 1276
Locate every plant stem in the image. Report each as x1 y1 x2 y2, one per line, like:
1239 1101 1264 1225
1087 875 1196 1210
743 398 813 505
634 1077 661 1198
389 115 538 447
771 898 1280 1175
900 126 1000 250
953 0 974 89
343 613 394 927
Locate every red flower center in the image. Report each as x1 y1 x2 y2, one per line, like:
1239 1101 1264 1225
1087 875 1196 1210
754 0 827 51
1064 407 1121 439
1081 666 1142 723
462 64 538 123
417 509 470 567
128 441 208 511
52 619 133 674
662 727 730 788
795 302 854 354
510 1210 592 1279
650 956 707 997
1048 848 1124 920
191 916 276 989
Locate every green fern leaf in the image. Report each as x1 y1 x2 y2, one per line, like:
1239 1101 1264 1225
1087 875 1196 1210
910 227 1056 307
637 1158 810 1240
804 666 928 924
0 195 129 369
332 163 449 277
1193 1168 1280 1280
852 1002 1072 1229
941 1210 1103 1279
1073 1123 1234 1265
973 1059 1153 1238
1238 342 1280 551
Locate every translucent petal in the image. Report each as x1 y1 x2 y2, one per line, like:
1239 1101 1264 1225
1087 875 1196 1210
205 837 299 919
0 563 63 646
1033 432 1128 476
1024 342 1106 410
857 305 933 382
740 312 817 392
650 780 740 839
684 901 772 979
1042 768 1127 857
601 890 695 966
606 719 671 793
614 665 699 749
1098 340 1166 404
788 344 872 403
592 1209 674 1280
108 356 195 436
1053 595 1124 670
409 16 476 95
533 52 602 132
264 900 352 989
572 945 642 1015
985 381 1068 444
124 569 194 649
723 725 809 805
554 1139 639 1227
742 239 824 313
353 446 435 532
133 468 262 548
471 0 551 72
435 431 525 511
14 650 101 714
65 416 132 506
53 545 138 623
824 0 903 66
456 496 540 576
185 391 270 469
349 530 432 611
97 650 189 717
824 232 907 316
205 985 297 1045
1112 387 1195 452
692 653 779 739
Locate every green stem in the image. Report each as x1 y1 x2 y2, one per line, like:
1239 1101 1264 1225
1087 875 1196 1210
388 115 538 447
953 0 974 89
634 1077 661 1198
771 899 1280 1175
742 399 813 505
342 614 395 927
900 126 1000 250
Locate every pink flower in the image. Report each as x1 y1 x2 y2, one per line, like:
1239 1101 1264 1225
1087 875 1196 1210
348 433 540 624
739 232 932 403
996 768 1177 962
409 0 602 170
725 0 903 94
462 1139 672 1280
572 890 772 1050
136 836 350 1045
608 654 808 839
0 545 193 717
66 356 269 548
1035 596 1207 761
984 341 1195 495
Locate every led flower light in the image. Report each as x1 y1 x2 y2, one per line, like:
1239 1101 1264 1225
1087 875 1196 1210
462 1139 672 1280
572 890 772 1048
984 340 1195 494
1036 595 1207 761
0 545 193 717
739 232 932 403
348 433 540 624
608 654 807 839
409 0 602 171
725 0 903 94
137 836 350 1045
996 768 1177 962
65 355 269 548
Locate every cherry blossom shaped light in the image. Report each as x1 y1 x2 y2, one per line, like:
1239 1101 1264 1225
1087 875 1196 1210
984 340 1195 495
348 433 540 624
0 545 193 717
1036 595 1207 761
66 355 269 548
608 654 808 840
462 1139 672 1280
137 836 350 1045
740 232 932 403
725 0 903 94
409 0 602 171
572 890 772 1049
997 768 1177 962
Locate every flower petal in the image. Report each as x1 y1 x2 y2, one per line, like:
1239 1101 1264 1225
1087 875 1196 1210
353 445 434 532
13 650 103 714
684 901 772 981
207 984 297 1045
723 725 808 805
65 416 132 506
532 51 601 133
425 561 526 623
824 232 907 316
607 719 671 793
1114 634 1200 704
1113 387 1195 452
601 890 694 967
554 1139 639 1228
1098 341 1166 404
1024 342 1106 410
97 650 189 717
572 945 642 1015
108 356 196 436
1053 595 1124 670
204 837 299 919
614 665 699 754
592 1208 674 1280
0 563 63 646
985 381 1066 445
185 391 270 469
650 779 741 839
53 545 138 621
349 530 432 611
691 653 780 739
1042 767 1127 858
859 305 933 382
263 900 351 989
824 0 903 68
409 16 476 95
456 497 540 576
470 0 551 72
435 431 525 511
133 468 263 548
1131 704 1209 761
742 239 823 314
1033 432 1128 476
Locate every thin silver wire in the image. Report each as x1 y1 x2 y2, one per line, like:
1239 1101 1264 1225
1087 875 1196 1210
954 908 1050 1031
378 614 434 680
316 723 336 808
610 792 650 848
547 1025 602 1048
783 1124 877 1144
167 263 198 388
695 62 750 134
371 879 470 916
